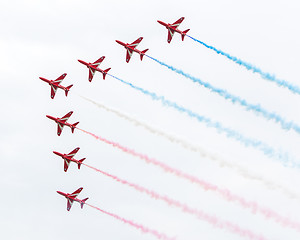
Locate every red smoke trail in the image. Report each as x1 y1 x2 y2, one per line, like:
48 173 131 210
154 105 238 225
78 128 300 232
86 203 174 240
83 163 267 240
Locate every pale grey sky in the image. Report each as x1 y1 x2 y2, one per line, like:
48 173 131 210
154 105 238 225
1 0 300 239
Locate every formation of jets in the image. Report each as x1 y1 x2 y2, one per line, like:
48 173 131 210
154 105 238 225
39 17 189 99
40 17 189 211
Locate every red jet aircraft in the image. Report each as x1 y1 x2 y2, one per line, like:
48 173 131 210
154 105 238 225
39 73 73 99
46 111 79 136
57 187 88 211
53 147 86 172
78 56 111 82
115 37 149 63
157 17 190 43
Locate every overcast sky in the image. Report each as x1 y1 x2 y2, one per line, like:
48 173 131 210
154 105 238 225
1 0 300 239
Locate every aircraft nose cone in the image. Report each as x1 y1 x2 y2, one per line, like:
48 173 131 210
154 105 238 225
46 115 56 121
53 151 60 156
39 77 48 82
57 191 64 196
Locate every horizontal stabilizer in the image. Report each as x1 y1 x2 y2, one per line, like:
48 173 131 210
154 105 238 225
140 49 149 61
71 122 79 133
181 29 190 41
81 198 89 208
78 158 86 169
102 68 111 80
65 85 73 96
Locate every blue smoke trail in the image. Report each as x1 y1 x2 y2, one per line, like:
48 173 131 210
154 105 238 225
107 73 297 167
145 54 300 135
186 35 300 95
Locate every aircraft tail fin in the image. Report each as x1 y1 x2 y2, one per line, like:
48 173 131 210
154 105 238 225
65 85 73 96
140 49 149 61
78 158 86 169
102 68 111 80
81 198 89 208
71 122 79 133
181 29 190 41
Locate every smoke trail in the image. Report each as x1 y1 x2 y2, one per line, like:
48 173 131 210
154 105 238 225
79 95 209 152
80 95 300 201
83 163 267 240
77 127 300 231
86 203 174 240
106 73 296 167
145 54 300 135
186 35 300 95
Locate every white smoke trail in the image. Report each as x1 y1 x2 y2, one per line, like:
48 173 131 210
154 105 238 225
80 95 300 201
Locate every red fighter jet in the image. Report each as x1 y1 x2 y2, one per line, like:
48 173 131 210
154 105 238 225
115 37 149 63
53 147 86 172
39 73 73 99
46 111 79 136
57 187 89 211
78 56 111 82
157 17 190 43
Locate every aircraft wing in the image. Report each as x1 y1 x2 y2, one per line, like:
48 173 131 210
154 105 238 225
128 37 143 48
91 56 105 68
67 198 74 211
88 67 96 82
167 29 175 43
53 73 67 84
69 187 83 198
50 85 58 99
126 49 133 63
60 111 73 123
66 147 80 158
57 123 64 136
64 159 71 172
170 17 184 29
